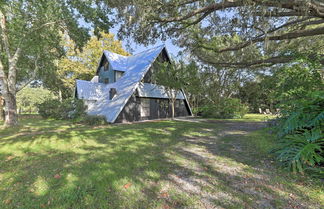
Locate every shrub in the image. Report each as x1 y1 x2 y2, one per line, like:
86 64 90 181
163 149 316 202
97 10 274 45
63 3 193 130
79 115 107 126
37 99 62 119
273 91 324 174
38 98 86 120
201 98 248 119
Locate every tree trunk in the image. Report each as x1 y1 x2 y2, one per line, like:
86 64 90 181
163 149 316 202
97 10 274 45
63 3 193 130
0 96 4 121
171 99 175 120
59 89 63 102
4 91 18 126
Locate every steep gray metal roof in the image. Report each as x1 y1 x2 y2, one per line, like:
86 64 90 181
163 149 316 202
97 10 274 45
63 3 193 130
103 51 128 72
76 45 167 123
76 80 106 101
137 83 185 99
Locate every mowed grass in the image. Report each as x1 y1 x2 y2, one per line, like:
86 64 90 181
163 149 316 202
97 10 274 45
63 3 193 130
0 114 323 208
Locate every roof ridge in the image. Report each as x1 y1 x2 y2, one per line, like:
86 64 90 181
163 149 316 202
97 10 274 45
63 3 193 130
132 44 165 57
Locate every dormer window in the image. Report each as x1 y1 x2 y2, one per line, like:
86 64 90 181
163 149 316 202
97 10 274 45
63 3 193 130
104 61 109 71
115 71 124 81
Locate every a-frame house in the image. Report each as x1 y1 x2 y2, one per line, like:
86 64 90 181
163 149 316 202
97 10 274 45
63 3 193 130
75 45 192 123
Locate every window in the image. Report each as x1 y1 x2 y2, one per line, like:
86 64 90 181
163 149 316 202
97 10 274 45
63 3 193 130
141 98 150 117
104 78 109 84
115 71 124 81
103 61 109 71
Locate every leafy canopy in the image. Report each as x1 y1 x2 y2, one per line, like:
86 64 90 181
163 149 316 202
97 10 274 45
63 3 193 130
0 0 112 89
113 0 324 68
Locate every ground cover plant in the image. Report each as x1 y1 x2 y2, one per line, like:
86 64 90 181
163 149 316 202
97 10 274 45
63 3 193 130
0 114 323 208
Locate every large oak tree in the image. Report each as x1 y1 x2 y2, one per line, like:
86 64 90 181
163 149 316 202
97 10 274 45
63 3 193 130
0 0 112 126
113 0 324 67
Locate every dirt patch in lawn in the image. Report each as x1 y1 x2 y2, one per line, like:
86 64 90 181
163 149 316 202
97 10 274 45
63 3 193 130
163 118 321 209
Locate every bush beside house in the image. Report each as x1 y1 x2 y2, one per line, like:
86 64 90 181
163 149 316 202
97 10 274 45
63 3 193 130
38 99 107 125
200 98 248 119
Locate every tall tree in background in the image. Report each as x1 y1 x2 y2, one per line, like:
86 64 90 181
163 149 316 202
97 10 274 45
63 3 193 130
51 32 129 99
113 0 324 68
0 1 112 126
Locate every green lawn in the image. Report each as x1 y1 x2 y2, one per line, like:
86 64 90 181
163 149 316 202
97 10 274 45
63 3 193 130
0 115 323 208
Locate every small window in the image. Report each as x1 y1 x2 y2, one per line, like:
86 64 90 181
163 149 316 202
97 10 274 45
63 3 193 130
104 62 109 71
104 78 109 84
115 71 124 81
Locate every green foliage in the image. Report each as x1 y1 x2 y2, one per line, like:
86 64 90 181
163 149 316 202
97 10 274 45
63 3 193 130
16 87 55 113
114 0 324 70
274 91 324 174
274 64 322 104
1 0 112 87
38 98 86 120
152 60 189 118
239 63 323 113
200 98 248 119
37 99 62 119
238 76 277 112
79 115 107 126
38 98 108 125
153 61 186 92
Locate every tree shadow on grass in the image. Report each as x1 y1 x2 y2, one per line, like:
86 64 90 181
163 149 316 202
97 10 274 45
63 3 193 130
0 119 322 208
177 119 322 208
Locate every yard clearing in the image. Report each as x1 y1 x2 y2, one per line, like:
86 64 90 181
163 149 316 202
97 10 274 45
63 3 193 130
0 114 323 208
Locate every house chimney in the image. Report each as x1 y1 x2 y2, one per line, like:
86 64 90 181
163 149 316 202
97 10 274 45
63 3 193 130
109 88 117 100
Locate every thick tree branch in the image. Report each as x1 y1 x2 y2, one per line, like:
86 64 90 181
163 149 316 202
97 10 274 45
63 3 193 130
0 10 11 59
155 0 324 24
199 23 324 53
0 52 9 98
196 53 324 68
254 11 312 17
155 0 245 23
197 55 295 68
153 0 324 23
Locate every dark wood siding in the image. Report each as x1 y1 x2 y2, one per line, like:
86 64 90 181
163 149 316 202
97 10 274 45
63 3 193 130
115 94 140 123
115 94 190 123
